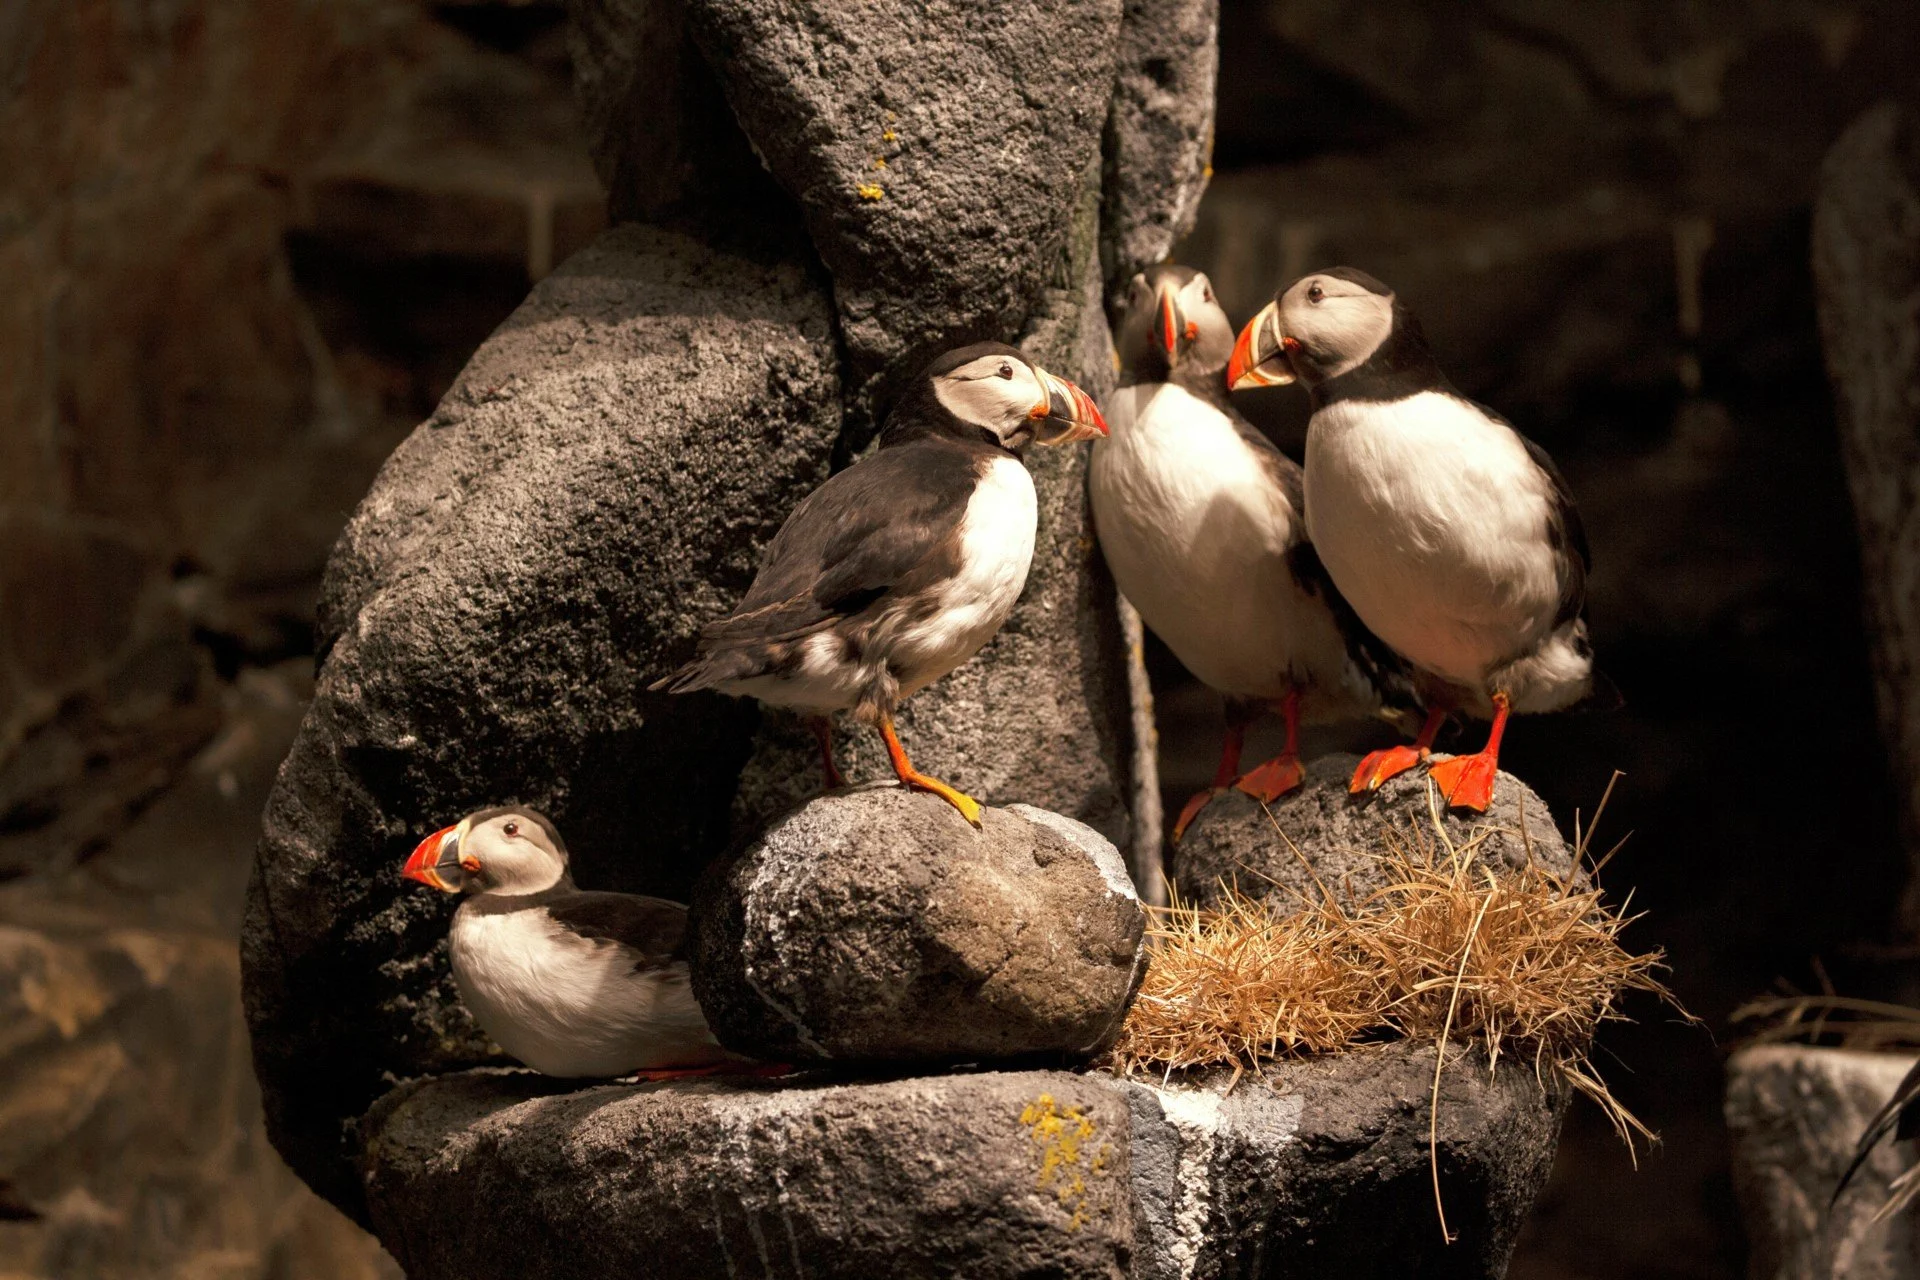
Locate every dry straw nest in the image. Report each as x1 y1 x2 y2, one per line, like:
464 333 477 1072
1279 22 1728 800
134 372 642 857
1105 776 1683 1155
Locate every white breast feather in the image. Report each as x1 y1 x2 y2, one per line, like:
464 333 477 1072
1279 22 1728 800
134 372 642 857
889 454 1037 699
449 905 723 1078
1090 384 1357 704
1304 392 1562 688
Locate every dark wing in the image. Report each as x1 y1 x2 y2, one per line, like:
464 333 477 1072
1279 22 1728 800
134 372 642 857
1288 537 1425 717
654 439 980 690
1833 1056 1920 1209
1464 396 1589 629
544 891 689 970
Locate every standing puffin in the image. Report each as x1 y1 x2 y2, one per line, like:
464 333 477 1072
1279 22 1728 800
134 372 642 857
655 343 1107 826
1091 266 1414 838
402 807 743 1079
1227 267 1598 812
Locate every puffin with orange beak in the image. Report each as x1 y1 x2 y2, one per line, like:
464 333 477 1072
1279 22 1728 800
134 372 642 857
655 342 1106 827
1227 268 1602 811
1089 266 1417 839
402 807 747 1079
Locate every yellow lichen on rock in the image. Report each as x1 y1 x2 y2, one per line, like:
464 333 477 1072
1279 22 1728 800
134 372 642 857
857 183 884 201
1019 1094 1112 1232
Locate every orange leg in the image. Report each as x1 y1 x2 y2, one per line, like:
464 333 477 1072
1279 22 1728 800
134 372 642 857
878 713 983 827
1426 693 1510 812
1171 707 1250 843
810 716 847 791
1235 690 1307 804
1350 708 1446 794
631 1061 796 1083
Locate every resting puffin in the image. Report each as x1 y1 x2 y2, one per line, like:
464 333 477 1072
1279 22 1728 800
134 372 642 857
1090 266 1413 838
1228 267 1598 812
655 343 1107 826
402 807 742 1079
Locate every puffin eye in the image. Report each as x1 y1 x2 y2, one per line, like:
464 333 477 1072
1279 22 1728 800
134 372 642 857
1201 286 1213 303
503 821 519 837
996 362 1014 379
1306 282 1325 304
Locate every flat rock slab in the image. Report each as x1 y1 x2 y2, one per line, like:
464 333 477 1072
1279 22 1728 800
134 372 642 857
1726 1044 1920 1279
692 788 1147 1064
1117 1042 1563 1280
363 1069 1134 1280
361 1042 1562 1280
1174 753 1574 909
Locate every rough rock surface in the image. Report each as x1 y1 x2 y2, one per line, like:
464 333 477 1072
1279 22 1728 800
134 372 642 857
243 224 842 1217
1726 1045 1920 1280
362 1068 1133 1280
1102 0 1218 306
683 0 1124 420
692 787 1147 1064
1115 1042 1564 1279
1174 752 1574 908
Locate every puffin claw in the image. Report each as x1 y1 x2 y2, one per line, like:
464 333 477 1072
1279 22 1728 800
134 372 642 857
1350 744 1428 793
907 777 984 828
1426 752 1499 812
1171 788 1225 843
1234 754 1305 804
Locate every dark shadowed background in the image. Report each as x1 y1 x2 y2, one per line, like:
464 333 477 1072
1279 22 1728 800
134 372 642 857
4 2 1920 1276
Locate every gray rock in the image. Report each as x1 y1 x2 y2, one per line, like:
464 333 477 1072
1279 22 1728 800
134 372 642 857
243 224 842 1217
692 787 1147 1065
1173 753 1574 909
1113 1041 1564 1279
362 1068 1134 1280
1726 1044 1920 1279
1102 0 1218 306
682 0 1124 422
564 0 795 229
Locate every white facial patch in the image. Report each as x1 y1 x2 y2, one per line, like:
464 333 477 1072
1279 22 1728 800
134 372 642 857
933 355 1045 442
1283 279 1394 379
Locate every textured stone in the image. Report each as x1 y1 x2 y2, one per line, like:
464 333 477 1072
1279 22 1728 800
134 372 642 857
243 224 842 1217
362 1068 1133 1280
683 0 1124 420
1102 0 1218 306
1727 1045 1920 1280
691 787 1147 1064
1173 753 1574 909
1115 1042 1564 1279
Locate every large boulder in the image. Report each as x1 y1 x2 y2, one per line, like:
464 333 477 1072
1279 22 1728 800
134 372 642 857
682 0 1124 422
1120 1043 1564 1279
692 788 1147 1064
1726 1044 1920 1279
363 1069 1135 1280
242 224 842 1217
1174 753 1575 908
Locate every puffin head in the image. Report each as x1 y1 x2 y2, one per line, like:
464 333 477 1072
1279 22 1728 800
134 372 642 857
402 807 570 897
1227 267 1396 391
1115 265 1236 388
901 342 1106 452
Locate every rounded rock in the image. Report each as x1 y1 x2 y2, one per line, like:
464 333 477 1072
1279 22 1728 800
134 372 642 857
691 786 1148 1064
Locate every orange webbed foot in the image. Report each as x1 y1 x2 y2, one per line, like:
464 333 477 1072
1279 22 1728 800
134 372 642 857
1234 754 1305 804
1172 788 1226 843
630 1063 731 1083
1426 752 1500 812
1350 744 1428 793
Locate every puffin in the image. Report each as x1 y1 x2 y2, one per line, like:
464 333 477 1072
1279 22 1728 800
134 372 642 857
1227 267 1599 812
1834 1056 1920 1221
1089 265 1415 838
655 343 1107 826
402 806 743 1079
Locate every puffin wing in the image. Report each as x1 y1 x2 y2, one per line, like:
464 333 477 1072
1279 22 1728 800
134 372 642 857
656 441 977 689
1461 397 1589 628
542 891 690 970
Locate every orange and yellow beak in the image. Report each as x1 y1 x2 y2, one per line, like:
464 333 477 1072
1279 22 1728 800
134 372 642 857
402 821 469 894
1152 281 1200 367
1029 366 1108 444
1226 301 1297 390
